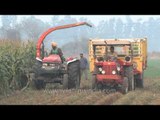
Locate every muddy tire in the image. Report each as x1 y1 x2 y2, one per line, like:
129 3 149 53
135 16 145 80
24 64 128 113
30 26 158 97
63 74 68 89
92 75 97 89
121 77 129 94
124 66 135 91
34 80 46 90
135 73 144 88
33 60 42 75
68 60 80 89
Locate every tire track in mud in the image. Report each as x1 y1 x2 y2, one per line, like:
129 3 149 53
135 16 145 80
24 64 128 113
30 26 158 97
42 89 123 105
45 89 92 104
1 77 160 105
94 92 123 105
71 89 121 105
43 89 107 104
112 91 139 105
39 89 79 104
71 91 103 105
0 89 124 105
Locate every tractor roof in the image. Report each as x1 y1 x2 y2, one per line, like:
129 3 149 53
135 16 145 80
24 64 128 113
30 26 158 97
90 39 130 45
90 38 147 45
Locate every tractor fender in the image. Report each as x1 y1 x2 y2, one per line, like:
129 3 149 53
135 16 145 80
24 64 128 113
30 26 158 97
36 57 42 62
67 58 79 65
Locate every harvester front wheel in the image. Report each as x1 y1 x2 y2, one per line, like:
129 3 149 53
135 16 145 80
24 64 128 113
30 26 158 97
34 80 46 90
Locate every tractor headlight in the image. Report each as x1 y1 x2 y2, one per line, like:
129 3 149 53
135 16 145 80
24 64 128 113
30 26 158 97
50 63 54 66
101 70 105 74
99 67 102 71
42 63 47 68
117 66 121 71
112 70 116 75
42 63 47 66
133 62 137 69
50 63 55 68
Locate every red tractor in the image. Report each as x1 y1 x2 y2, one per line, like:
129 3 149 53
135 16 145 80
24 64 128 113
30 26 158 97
89 39 135 94
30 22 92 89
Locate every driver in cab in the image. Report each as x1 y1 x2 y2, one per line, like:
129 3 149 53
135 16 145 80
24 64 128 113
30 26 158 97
106 46 118 61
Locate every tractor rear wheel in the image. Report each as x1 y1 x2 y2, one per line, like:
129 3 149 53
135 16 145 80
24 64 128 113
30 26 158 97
68 61 80 89
135 73 144 88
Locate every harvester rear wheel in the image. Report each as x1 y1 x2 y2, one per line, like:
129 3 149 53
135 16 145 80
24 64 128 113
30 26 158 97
68 61 80 89
63 74 68 89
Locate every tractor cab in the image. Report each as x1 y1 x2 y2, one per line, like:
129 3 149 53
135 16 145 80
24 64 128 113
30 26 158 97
89 39 135 93
93 40 133 75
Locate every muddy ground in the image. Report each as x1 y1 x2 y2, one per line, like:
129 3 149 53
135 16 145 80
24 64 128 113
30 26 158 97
0 77 160 105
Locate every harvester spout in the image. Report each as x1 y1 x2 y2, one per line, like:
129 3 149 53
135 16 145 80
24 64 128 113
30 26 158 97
36 22 92 60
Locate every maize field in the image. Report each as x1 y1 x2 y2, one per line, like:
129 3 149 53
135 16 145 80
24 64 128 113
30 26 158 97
0 40 36 95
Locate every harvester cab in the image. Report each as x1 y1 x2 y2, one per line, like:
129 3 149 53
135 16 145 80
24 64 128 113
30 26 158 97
30 22 92 90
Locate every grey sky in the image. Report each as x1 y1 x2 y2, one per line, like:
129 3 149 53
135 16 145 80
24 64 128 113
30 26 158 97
34 15 160 25
1 15 160 27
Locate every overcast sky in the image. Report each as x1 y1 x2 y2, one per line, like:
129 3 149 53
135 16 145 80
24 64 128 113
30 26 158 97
15 15 160 26
37 15 160 25
1 15 160 27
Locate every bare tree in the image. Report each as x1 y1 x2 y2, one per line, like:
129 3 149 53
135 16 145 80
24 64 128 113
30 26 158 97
20 16 50 40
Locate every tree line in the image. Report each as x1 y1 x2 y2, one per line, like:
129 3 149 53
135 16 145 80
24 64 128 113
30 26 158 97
0 15 159 54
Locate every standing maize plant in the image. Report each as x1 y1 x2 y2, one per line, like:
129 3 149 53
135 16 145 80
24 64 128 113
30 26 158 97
0 40 36 95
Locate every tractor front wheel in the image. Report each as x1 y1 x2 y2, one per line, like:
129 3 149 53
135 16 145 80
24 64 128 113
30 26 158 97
124 66 135 91
92 75 97 90
121 77 129 94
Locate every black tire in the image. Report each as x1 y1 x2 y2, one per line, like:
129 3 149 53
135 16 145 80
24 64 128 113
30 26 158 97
68 60 80 89
135 73 144 88
92 75 97 89
33 60 42 73
121 77 129 94
124 66 135 91
97 82 104 90
63 74 68 89
75 74 80 89
34 80 46 90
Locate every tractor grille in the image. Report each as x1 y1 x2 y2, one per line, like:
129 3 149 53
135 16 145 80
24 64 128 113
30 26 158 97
103 65 117 75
